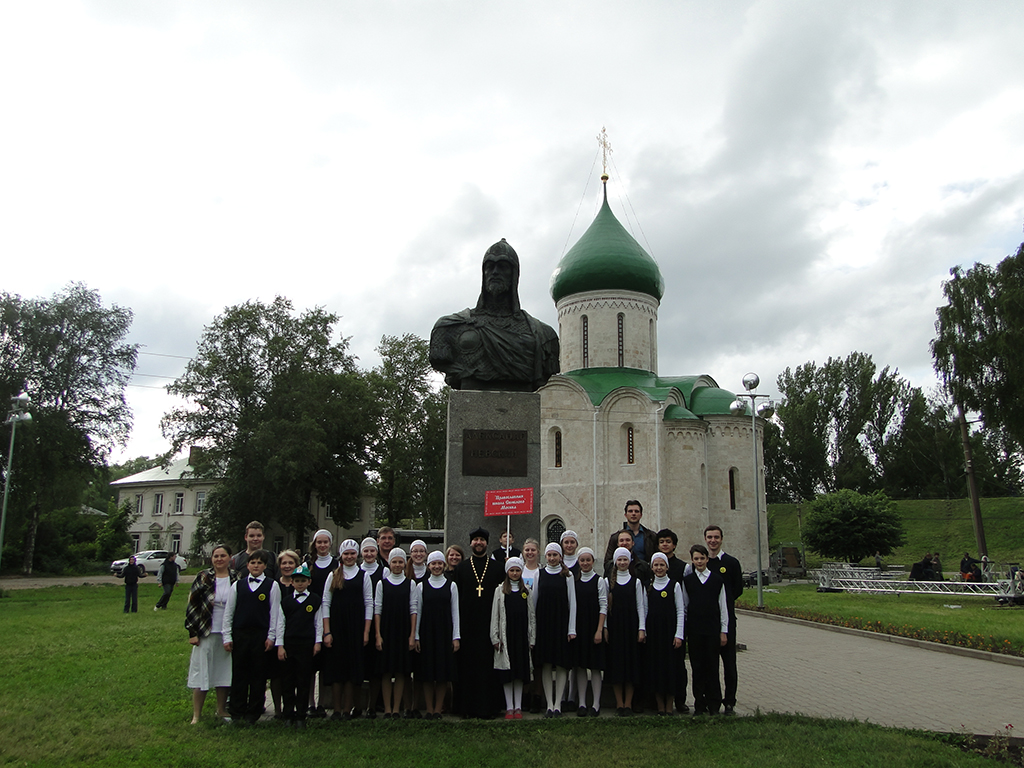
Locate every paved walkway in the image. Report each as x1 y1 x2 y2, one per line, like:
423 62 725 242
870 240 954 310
734 611 1023 735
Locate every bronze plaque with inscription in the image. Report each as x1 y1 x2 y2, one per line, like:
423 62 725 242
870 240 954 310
462 429 528 477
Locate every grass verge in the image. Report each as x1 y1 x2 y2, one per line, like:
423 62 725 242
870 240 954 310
739 583 1024 656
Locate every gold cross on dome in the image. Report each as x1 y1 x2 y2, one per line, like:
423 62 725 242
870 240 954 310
597 126 613 177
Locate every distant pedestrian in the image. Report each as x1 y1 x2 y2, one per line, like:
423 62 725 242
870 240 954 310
874 552 883 571
155 552 182 610
117 555 145 613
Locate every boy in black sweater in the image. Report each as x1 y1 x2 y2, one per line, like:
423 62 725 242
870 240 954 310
223 549 281 724
277 563 322 728
681 544 729 716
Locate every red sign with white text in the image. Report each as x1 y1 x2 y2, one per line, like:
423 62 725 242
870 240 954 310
484 488 534 517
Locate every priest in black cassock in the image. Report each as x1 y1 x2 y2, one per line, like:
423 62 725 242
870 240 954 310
452 526 504 718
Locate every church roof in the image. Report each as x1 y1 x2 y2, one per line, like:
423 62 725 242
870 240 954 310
554 368 738 418
549 185 665 304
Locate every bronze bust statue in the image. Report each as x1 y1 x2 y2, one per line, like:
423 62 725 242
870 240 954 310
430 239 559 391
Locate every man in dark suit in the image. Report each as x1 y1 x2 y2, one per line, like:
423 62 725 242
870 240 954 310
703 525 742 715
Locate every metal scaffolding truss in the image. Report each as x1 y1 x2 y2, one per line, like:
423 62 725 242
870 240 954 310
821 576 1015 597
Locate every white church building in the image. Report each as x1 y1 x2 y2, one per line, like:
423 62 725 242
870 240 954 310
538 180 768 568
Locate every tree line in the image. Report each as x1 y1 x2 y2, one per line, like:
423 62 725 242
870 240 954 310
0 288 446 574
3 238 1021 571
765 238 1023 562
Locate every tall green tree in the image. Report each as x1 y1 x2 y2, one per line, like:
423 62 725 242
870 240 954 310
0 283 137 573
767 352 906 501
932 242 1024 451
367 334 446 528
802 489 906 563
161 297 377 548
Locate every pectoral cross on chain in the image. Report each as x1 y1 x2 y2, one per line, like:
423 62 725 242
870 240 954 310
476 584 484 597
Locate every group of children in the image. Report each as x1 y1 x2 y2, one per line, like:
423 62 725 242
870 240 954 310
187 520 734 726
488 527 730 719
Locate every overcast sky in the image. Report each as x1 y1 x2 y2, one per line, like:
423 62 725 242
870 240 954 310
3 1 1023 463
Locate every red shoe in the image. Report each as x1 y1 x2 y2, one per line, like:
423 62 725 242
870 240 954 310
505 710 514 720
513 709 522 719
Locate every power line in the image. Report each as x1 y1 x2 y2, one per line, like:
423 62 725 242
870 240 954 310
139 351 193 360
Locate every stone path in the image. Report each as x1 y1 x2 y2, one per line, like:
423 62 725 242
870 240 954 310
734 611 1024 735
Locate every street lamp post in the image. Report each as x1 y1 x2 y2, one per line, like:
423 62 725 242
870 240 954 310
1 392 32 574
730 374 774 608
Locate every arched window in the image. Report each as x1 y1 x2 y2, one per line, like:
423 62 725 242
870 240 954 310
617 313 624 367
626 425 635 464
546 518 565 544
554 429 562 468
582 315 589 368
729 468 738 510
649 318 655 371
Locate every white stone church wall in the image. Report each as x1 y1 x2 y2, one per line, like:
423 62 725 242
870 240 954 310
556 290 659 373
704 417 770 572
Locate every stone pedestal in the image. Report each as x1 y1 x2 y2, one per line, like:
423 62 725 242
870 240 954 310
443 390 541 550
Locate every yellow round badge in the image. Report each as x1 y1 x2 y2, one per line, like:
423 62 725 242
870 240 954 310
258 593 266 601
521 592 528 600
660 591 668 598
719 566 727 574
305 604 314 613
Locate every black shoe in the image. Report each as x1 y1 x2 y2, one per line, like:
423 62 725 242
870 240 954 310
553 710 562 718
577 706 588 718
364 709 376 719
677 703 690 713
544 709 553 719
723 705 735 716
309 705 327 719
590 707 599 717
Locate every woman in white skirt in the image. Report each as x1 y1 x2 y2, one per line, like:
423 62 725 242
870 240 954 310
185 544 238 723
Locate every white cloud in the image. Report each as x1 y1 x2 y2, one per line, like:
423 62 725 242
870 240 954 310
2 0 1023 461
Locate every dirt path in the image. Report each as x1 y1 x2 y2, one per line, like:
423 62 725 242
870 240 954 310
0 574 126 590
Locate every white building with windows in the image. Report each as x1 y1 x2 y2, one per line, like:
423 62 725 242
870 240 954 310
111 455 375 558
538 181 768 567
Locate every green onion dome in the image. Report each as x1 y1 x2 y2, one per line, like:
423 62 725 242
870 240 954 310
550 185 665 304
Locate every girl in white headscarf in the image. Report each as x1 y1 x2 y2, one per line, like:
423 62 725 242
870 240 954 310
323 539 373 719
307 529 337 717
645 552 684 715
532 542 577 717
359 537 384 718
604 546 646 716
374 549 419 718
573 547 607 716
406 539 429 583
415 550 461 719
490 557 535 719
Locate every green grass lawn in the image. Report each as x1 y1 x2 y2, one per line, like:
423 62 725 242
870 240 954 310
739 582 1024 654
0 584 1007 767
769 497 1024 569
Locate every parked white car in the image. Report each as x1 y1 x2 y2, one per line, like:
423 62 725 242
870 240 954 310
110 550 188 575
